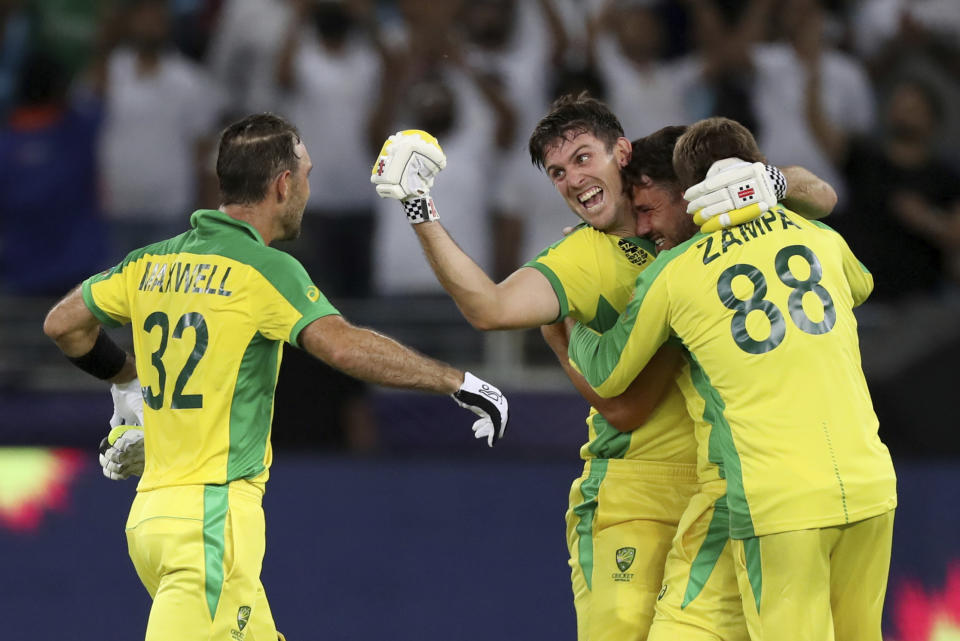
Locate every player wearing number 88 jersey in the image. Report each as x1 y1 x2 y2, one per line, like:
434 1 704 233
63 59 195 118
570 202 896 538
570 118 896 641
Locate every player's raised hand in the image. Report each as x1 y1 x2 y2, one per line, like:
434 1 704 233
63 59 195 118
684 158 787 232
451 372 508 447
109 378 144 428
98 425 145 480
371 129 446 201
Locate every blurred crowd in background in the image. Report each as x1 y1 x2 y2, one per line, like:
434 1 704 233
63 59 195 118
1 0 958 456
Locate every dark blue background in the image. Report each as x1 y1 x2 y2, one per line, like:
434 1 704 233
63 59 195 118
2 451 957 640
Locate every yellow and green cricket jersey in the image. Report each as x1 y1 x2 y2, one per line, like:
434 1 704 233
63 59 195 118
82 210 340 491
569 207 897 538
525 224 697 465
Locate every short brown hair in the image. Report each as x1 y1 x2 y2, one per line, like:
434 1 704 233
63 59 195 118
528 92 624 169
672 117 765 189
623 125 688 192
217 113 303 206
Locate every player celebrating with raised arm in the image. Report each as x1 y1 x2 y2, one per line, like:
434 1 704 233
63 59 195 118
43 113 508 641
567 117 896 641
370 94 837 641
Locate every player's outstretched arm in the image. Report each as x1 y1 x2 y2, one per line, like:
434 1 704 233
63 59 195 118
370 129 560 330
299 315 508 446
542 320 683 432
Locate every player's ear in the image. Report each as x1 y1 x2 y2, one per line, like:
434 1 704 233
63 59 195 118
615 137 632 168
274 170 292 203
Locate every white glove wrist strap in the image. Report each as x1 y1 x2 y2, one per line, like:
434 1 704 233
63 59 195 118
402 196 439 224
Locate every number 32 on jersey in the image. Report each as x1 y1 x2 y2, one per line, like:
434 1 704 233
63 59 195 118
141 311 208 409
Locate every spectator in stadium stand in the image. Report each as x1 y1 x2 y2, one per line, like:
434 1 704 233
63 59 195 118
369 0 511 297
802 69 960 459
273 0 382 299
204 0 292 115
0 51 107 295
832 76 960 303
457 0 572 280
91 0 226 263
681 0 875 204
589 0 702 140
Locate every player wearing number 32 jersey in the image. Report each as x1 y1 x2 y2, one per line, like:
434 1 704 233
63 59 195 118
82 208 333 490
44 114 509 641
570 117 896 641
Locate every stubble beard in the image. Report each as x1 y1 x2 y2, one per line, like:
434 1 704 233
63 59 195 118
277 205 304 241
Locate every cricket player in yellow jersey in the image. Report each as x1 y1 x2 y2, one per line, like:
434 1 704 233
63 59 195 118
43 113 509 641
568 117 897 641
371 96 836 640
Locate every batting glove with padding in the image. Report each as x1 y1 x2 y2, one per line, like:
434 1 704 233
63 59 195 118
98 425 145 480
370 129 446 203
685 158 787 232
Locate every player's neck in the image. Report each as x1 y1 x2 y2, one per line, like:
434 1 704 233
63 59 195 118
220 204 275 245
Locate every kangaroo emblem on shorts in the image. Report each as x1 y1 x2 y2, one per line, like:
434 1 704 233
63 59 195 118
237 606 251 631
616 547 636 572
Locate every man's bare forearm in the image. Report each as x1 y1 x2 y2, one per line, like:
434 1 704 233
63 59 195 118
782 166 838 220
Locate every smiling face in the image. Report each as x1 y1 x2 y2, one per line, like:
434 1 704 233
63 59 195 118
542 131 635 236
631 178 698 251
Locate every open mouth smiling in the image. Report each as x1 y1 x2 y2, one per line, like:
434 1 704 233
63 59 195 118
577 186 604 211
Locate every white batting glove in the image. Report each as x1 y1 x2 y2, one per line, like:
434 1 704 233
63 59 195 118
370 129 446 204
684 158 787 232
98 425 145 480
109 378 144 428
451 372 508 447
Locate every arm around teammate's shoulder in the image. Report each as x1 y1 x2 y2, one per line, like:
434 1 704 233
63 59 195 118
781 166 838 220
298 314 464 394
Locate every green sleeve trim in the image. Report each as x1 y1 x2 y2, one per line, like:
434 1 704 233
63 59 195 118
81 277 124 328
291 310 342 348
523 262 568 321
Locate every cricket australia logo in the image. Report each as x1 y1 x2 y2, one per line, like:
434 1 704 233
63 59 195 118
231 606 251 640
617 239 650 265
613 547 636 582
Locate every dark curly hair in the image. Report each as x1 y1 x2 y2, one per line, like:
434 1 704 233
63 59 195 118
623 125 689 192
528 92 624 170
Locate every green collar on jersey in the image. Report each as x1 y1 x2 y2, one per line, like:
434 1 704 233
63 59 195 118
190 209 266 246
